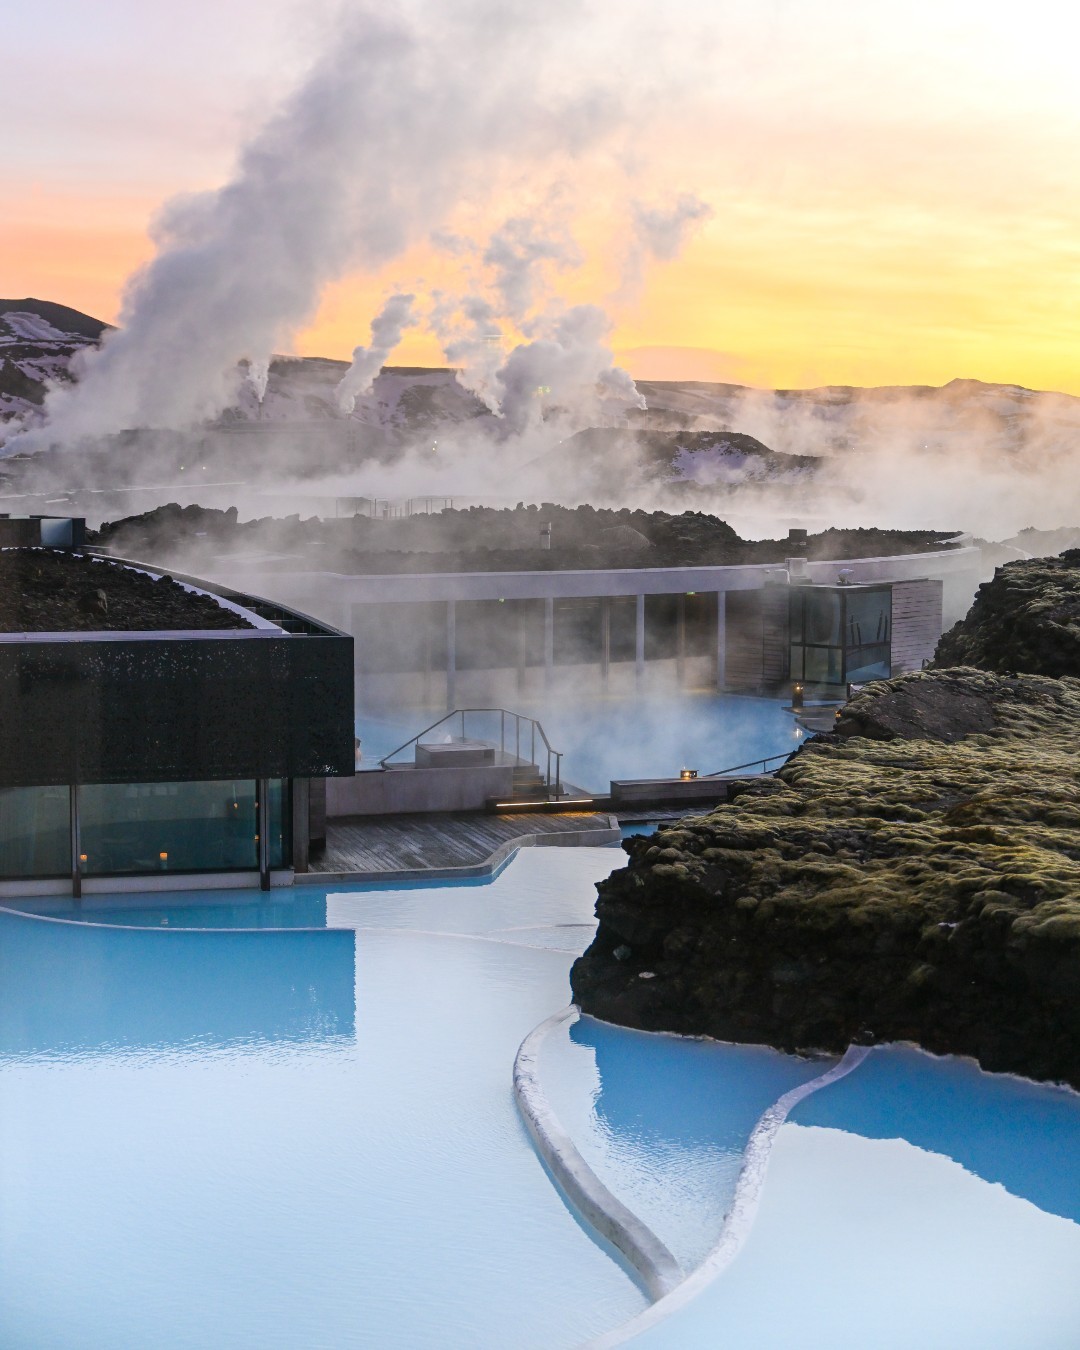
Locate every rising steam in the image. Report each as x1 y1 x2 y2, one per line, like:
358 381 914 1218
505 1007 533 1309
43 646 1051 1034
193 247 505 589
336 293 416 414
9 1 695 453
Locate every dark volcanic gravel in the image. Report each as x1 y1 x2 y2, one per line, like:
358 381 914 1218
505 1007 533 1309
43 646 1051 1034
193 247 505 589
0 549 252 632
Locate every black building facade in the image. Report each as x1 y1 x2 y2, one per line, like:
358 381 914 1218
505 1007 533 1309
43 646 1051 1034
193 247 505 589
0 562 353 896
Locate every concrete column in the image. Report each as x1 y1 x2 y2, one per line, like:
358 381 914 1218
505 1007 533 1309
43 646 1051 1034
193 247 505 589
600 597 611 685
635 594 646 687
544 597 555 690
422 616 432 705
446 599 457 709
676 594 687 687
716 591 727 692
517 603 527 693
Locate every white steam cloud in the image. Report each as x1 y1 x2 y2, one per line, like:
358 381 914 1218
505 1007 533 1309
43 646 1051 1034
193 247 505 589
336 293 416 414
632 193 714 262
9 1 680 453
495 305 646 434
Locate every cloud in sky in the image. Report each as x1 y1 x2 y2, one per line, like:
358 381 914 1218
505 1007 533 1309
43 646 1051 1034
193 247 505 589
6 0 1080 393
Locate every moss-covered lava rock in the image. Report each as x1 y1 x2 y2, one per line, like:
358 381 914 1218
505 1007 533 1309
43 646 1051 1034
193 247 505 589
571 668 1080 1087
934 550 1080 677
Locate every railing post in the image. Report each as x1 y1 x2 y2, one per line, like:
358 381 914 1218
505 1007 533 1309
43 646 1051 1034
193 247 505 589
555 753 562 798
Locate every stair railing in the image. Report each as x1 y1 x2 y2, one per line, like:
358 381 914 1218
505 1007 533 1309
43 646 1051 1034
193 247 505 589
379 707 564 797
703 751 792 778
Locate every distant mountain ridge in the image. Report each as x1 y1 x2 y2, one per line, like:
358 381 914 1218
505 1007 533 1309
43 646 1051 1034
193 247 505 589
4 298 1080 487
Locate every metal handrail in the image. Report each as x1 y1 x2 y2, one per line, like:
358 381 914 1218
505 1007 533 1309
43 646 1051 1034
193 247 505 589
378 707 563 796
703 751 792 779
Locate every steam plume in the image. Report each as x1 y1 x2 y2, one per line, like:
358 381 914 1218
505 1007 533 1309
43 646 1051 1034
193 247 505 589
336 293 416 413
632 192 714 262
495 304 646 434
7 1 648 452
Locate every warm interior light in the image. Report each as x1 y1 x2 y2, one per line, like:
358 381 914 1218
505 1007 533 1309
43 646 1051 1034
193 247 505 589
159 852 168 861
680 768 698 780
79 853 87 863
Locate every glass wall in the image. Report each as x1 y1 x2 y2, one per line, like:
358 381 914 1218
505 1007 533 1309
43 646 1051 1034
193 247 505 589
554 599 602 665
80 781 260 875
789 587 891 689
0 786 70 878
267 778 290 870
843 588 892 683
352 601 447 674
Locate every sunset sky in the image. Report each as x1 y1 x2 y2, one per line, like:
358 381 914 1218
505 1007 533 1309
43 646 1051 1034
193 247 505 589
6 0 1080 393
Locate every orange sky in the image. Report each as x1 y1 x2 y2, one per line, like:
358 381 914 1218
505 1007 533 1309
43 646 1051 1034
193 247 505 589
7 0 1080 394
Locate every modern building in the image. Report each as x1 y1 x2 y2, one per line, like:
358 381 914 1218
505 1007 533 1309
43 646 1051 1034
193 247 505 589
212 541 978 708
0 542 353 898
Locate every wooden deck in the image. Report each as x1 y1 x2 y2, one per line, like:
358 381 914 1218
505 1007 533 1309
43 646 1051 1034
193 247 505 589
306 810 621 882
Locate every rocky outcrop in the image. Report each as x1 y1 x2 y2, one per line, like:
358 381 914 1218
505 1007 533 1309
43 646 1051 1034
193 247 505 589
571 668 1080 1088
934 550 1080 677
94 502 958 575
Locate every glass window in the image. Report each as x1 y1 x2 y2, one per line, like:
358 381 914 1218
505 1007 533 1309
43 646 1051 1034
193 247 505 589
804 646 843 685
79 780 258 875
845 645 891 683
684 594 717 657
554 599 602 665
609 597 638 662
844 589 891 648
0 786 70 878
267 778 290 869
804 591 842 646
644 595 678 660
352 601 447 674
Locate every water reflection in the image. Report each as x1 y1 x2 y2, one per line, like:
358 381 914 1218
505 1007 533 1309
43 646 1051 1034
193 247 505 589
358 692 794 791
792 1044 1080 1224
0 909 354 1056
539 1017 829 1268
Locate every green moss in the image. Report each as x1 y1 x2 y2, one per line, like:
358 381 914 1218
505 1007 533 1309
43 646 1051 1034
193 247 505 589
572 666 1080 1087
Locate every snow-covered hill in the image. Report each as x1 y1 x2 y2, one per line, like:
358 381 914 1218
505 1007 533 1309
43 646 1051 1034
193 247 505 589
0 299 109 424
4 298 1080 520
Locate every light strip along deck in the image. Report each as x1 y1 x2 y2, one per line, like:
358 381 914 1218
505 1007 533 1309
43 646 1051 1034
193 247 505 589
307 810 620 882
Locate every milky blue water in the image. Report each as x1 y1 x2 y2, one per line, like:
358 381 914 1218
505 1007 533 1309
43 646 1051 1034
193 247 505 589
3 847 1080 1350
628 1045 1080 1350
358 692 801 791
0 851 646 1350
540 1019 830 1270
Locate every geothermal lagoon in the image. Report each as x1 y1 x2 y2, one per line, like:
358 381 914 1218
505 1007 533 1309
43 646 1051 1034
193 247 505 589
2 843 1078 1348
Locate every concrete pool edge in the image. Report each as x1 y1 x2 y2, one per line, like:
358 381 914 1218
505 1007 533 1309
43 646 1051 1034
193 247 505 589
583 1042 871 1347
513 1006 685 1302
